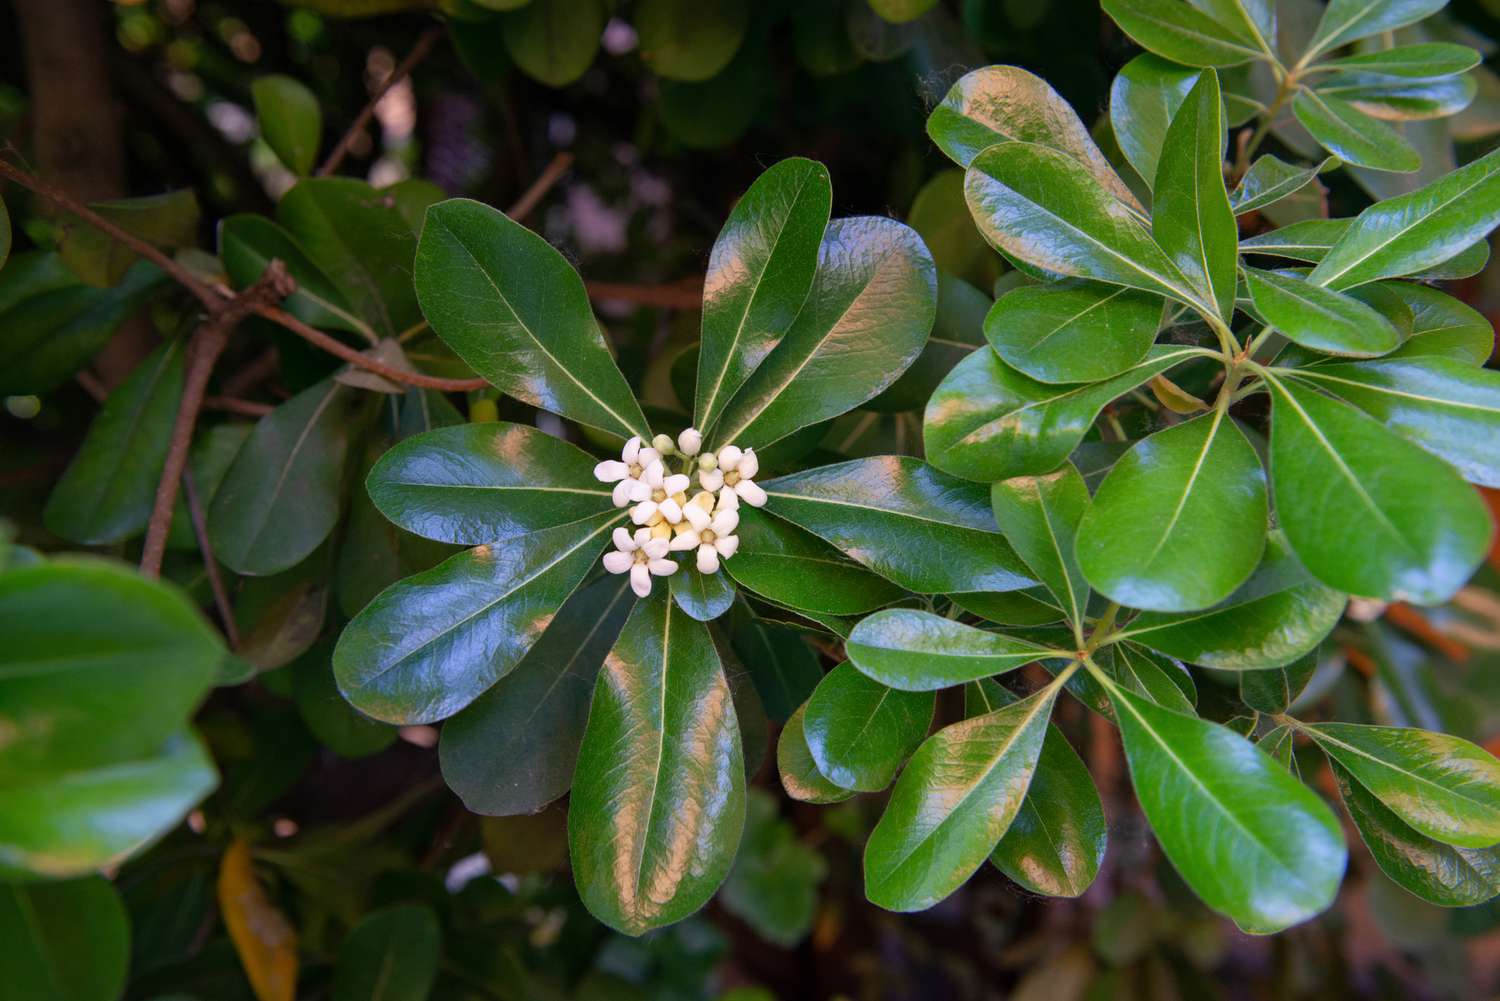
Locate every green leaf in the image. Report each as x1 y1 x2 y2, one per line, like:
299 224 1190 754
0 878 128 1001
708 216 936 448
333 510 622 724
0 196 9 271
984 281 1161 384
904 172 1000 290
1240 216 1352 262
1102 0 1266 66
569 593 746 936
333 905 440 1001
1293 89 1420 172
867 0 936 21
658 39 768 148
1153 69 1238 322
292 641 396 759
252 75 322 175
1322 42 1480 79
964 142 1207 312
1076 410 1268 611
1308 146 1500 288
366 422 614 544
721 789 828 947
670 567 735 622
803 661 934 791
864 684 1059 910
990 463 1091 629
1232 155 1331 215
1109 54 1199 190
502 0 605 86
724 507 905 616
695 158 831 434
1306 723 1500 849
1239 647 1318 713
1284 357 1500 486
1245 267 1401 356
219 214 373 340
730 611 823 724
1321 72 1477 122
59 190 199 288
44 340 185 545
209 379 364 577
951 588 1066 626
415 198 651 439
1304 0 1447 63
440 574 631 815
277 177 422 338
635 0 748 81
1331 759 1500 908
847 609 1055 691
1104 677 1346 933
778 703 855 804
166 423 250 551
1386 284 1494 365
1266 374 1492 604
763 456 1033 594
923 344 1211 481
928 66 1142 210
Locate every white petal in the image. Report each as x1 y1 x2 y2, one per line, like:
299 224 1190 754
603 550 633 574
622 436 642 463
630 563 652 597
662 473 691 496
658 498 684 524
684 504 711 531
643 460 665 488
630 500 658 525
714 534 740 559
736 479 768 507
677 428 702 456
717 445 742 471
612 479 635 507
639 447 661 467
594 459 629 483
710 510 739 536
715 487 739 511
696 545 720 574
738 449 759 479
627 478 652 503
642 537 670 560
699 468 725 492
669 529 700 551
688 490 716 512
632 527 653 548
648 558 679 577
613 526 637 551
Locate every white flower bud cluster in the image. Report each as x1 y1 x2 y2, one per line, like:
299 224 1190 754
593 428 766 597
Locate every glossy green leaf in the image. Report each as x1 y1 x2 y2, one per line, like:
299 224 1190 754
440 573 632 815
924 344 1210 481
333 509 622 724
166 423 251 551
695 158 831 434
1322 72 1477 122
502 0 605 85
724 507 905 616
803 661 934 792
1240 216 1352 262
1323 42 1480 79
1239 647 1318 713
1331 760 1500 908
635 0 748 81
1293 89 1420 172
708 216 936 448
1109 54 1199 189
984 281 1161 384
1232 155 1330 215
778 704 855 804
568 593 745 935
847 609 1056 691
990 463 1091 628
44 341 184 545
59 190 199 288
1304 0 1447 62
1105 677 1346 933
1284 357 1500 486
670 567 735 622
763 456 1033 594
864 684 1059 910
291 641 395 760
367 422 614 544
1308 146 1500 288
1103 0 1265 66
729 611 822 724
904 173 999 291
252 75 322 175
219 214 373 339
333 905 439 1001
1245 267 1401 356
0 878 128 1001
1306 723 1500 849
1076 411 1267 612
1266 374 1492 604
965 142 1206 312
1386 284 1493 365
415 198 651 439
927 65 1140 210
209 379 364 577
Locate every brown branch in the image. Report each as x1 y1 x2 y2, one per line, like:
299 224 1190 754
203 395 273 418
585 278 705 310
252 304 488 391
506 152 573 221
182 468 240 649
317 27 445 178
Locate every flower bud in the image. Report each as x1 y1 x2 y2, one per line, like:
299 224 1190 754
651 433 675 455
677 427 702 457
698 452 718 472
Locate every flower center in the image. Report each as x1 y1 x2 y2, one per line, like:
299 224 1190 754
701 529 716 544
633 550 650 565
724 470 741 486
652 488 667 502
628 463 643 478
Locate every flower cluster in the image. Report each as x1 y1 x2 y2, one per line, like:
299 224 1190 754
594 428 765 596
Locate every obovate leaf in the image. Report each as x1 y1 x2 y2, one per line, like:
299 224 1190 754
219 214 373 340
708 216 936 448
415 199 651 439
984 281 1162 384
1322 42 1480 79
1305 723 1500 849
439 574 633 815
1244 267 1401 356
1386 284 1493 365
502 0 606 86
568 593 746 936
923 344 1212 481
846 609 1056 691
366 422 614 544
670 567 735 622
1076 410 1268 612
634 0 749 82
0 878 128 1001
1103 676 1346 933
1102 0 1266 66
251 75 322 176
1265 374 1492 604
730 609 823 724
333 509 622 724
59 190 199 288
1239 647 1318 713
724 507 905 616
778 704 854 804
1322 73 1477 122
1292 89 1420 173
1232 156 1331 215
864 683 1059 910
332 905 440 1001
1109 54 1199 190
1303 0 1447 63
695 158 831 435
44 340 185 545
803 661 934 792
990 463 1091 629
763 456 1033 594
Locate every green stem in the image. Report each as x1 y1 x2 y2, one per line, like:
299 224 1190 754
1086 601 1121 653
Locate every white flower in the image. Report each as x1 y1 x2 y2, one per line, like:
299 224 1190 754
709 445 766 507
594 436 662 508
602 526 678 597
677 427 702 457
629 459 692 526
670 492 740 574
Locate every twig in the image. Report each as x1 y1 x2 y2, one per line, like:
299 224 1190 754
75 370 108 402
182 468 240 649
584 278 705 310
218 348 279 397
317 27 445 178
203 395 273 418
506 152 573 221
